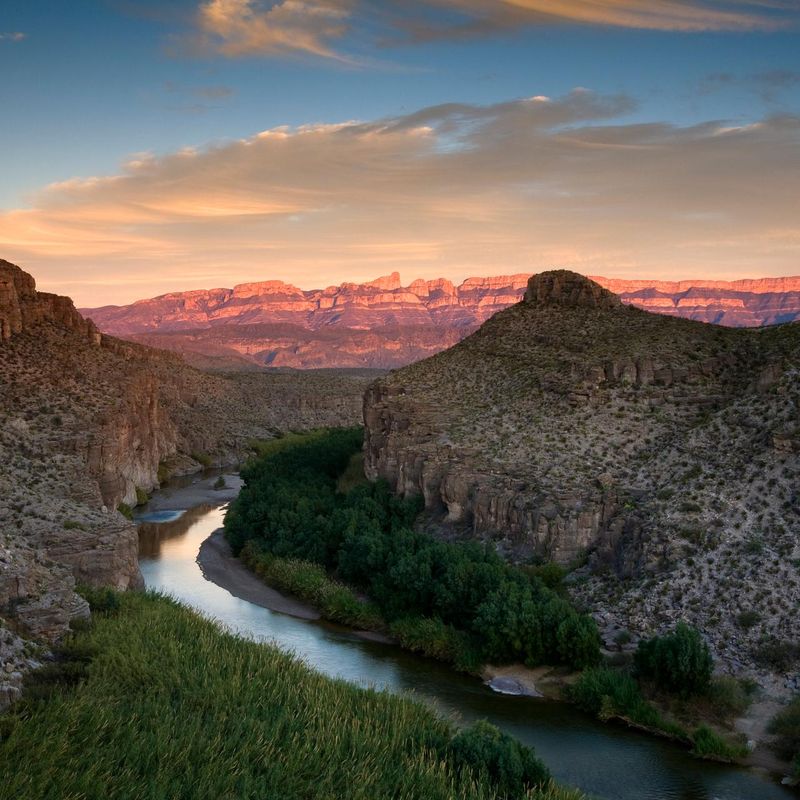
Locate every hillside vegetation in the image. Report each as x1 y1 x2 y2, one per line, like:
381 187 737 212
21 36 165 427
363 271 800 679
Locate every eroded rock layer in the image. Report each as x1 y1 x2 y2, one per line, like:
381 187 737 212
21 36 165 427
81 271 800 369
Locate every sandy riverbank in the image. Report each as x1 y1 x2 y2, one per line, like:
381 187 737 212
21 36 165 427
198 530 321 621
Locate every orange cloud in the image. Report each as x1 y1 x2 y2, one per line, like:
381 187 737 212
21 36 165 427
186 0 793 63
196 0 357 60
2 91 798 305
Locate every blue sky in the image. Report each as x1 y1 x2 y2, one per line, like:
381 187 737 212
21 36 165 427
1 1 798 303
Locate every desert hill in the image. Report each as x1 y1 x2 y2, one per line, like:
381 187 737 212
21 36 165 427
81 272 800 370
0 259 374 705
363 270 800 677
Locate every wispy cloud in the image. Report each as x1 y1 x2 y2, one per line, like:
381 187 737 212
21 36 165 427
438 0 791 33
0 31 26 42
2 90 798 304
185 0 795 62
194 0 358 61
700 68 800 101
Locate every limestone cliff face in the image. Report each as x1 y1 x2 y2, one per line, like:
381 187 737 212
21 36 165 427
1 259 99 342
363 381 623 563
363 270 800 675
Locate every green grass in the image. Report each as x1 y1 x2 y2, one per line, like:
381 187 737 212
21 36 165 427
0 592 581 800
241 544 385 631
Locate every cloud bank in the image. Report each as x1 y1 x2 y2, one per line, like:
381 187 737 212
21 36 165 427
2 90 798 305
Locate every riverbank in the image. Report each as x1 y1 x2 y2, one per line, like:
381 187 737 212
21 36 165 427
197 536 578 700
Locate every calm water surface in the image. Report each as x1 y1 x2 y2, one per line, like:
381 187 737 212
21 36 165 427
137 476 794 800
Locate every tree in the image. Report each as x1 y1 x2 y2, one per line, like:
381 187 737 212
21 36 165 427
635 622 713 696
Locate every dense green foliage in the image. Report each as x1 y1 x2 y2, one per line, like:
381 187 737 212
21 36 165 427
449 721 551 800
567 667 684 738
634 622 713 697
0 592 583 800
224 429 601 671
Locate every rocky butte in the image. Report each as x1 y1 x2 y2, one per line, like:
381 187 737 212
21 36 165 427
82 271 800 370
363 270 800 679
0 259 374 706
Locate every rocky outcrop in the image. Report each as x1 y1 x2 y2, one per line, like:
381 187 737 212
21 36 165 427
363 270 800 675
1 259 99 342
525 270 622 310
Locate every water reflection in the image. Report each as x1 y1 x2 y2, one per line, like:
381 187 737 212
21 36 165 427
137 489 793 800
138 505 211 557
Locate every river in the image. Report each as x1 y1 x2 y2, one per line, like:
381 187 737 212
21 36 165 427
137 473 794 800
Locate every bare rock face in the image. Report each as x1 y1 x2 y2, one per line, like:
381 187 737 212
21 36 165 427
524 270 622 310
1 259 98 342
81 270 800 369
363 270 800 675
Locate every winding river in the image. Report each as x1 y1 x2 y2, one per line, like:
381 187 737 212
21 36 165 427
137 473 794 800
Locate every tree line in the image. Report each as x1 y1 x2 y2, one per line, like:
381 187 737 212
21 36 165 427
225 428 601 671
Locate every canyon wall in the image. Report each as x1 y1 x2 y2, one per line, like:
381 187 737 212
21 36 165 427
0 259 374 705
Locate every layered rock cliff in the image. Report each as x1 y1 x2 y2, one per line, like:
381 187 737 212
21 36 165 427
0 259 375 705
81 271 800 369
363 270 800 675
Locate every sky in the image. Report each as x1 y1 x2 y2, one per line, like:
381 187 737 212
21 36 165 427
0 0 799 306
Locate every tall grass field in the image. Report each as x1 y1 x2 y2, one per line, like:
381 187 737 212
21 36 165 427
0 592 582 800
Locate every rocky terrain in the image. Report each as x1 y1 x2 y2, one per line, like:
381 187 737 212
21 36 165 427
363 270 800 680
82 272 800 369
0 259 374 705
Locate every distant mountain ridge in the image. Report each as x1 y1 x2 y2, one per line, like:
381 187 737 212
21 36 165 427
81 271 800 369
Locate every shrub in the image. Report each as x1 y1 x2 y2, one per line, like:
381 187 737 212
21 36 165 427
768 696 800 762
556 614 602 670
213 475 226 489
567 667 687 740
62 519 84 530
528 562 566 591
389 617 476 669
135 487 149 506
449 720 550 798
156 461 171 484
77 585 121 615
191 451 213 467
754 637 800 672
707 676 755 721
635 622 713 697
691 725 748 761
736 610 761 630
117 503 133 520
